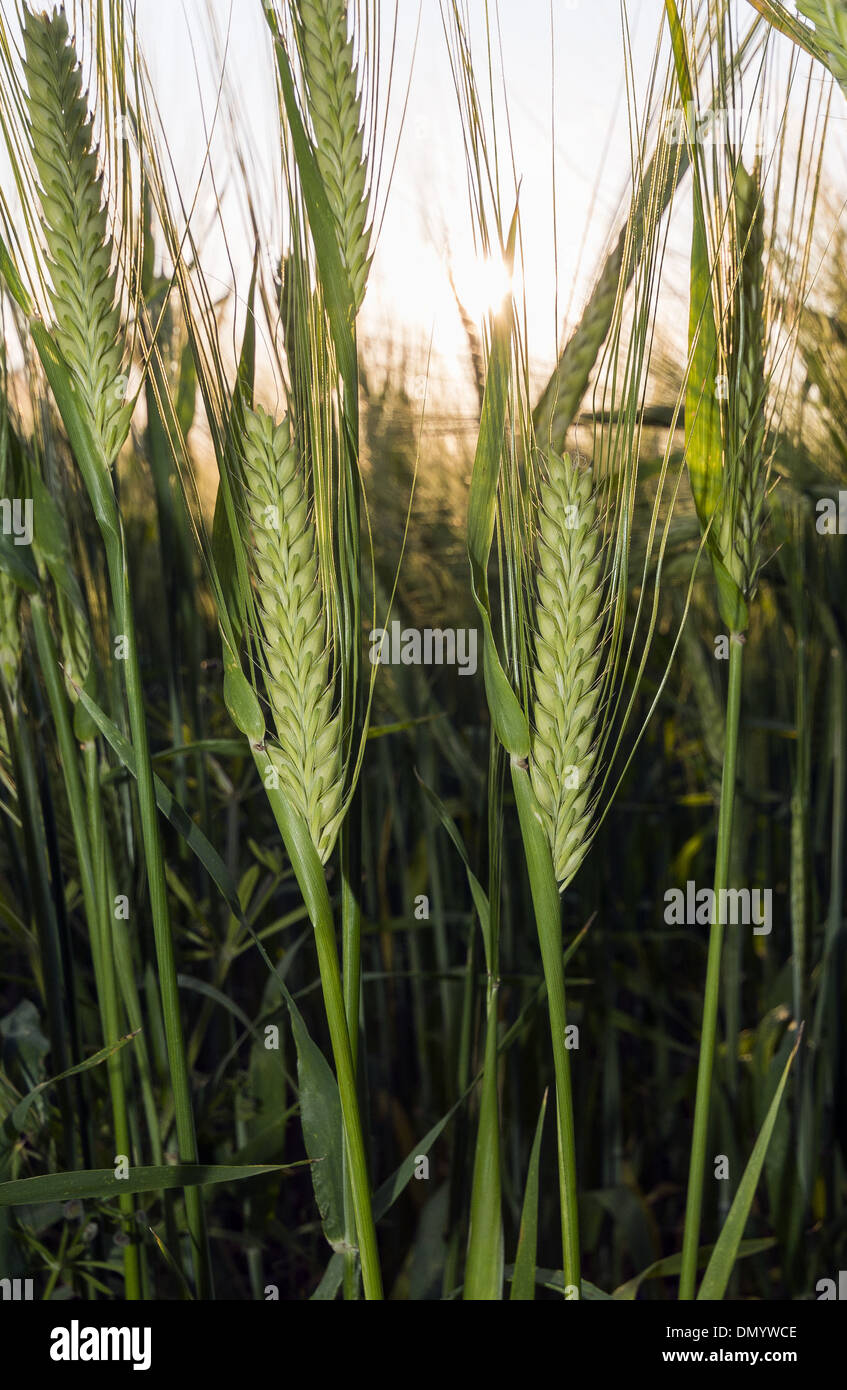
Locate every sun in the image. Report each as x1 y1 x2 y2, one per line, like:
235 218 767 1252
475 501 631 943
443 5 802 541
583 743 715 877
451 250 515 321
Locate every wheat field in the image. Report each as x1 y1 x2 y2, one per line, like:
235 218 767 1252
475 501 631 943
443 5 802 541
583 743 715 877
0 0 844 1338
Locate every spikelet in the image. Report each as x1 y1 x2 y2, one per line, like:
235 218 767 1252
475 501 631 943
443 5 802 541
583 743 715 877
22 5 126 464
530 451 605 890
730 163 767 601
533 143 681 453
797 1 847 92
533 232 625 452
296 0 371 312
241 405 343 862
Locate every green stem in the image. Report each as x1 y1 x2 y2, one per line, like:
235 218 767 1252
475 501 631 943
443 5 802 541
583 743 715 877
464 730 504 1299
679 632 744 1300
340 813 362 1300
815 636 845 1046
341 816 362 1072
31 321 208 1289
102 528 212 1299
0 673 76 1169
30 595 140 1298
512 761 580 1293
339 308 364 1300
463 981 503 1299
103 831 181 1265
312 893 382 1300
105 834 165 1171
442 910 476 1297
254 746 382 1299
790 628 809 1030
84 742 141 1299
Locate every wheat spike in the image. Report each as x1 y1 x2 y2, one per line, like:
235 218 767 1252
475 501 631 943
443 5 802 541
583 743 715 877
22 5 126 464
533 142 686 452
731 163 767 600
297 0 371 312
717 163 767 603
530 451 605 889
241 405 343 862
533 234 625 453
797 1 847 91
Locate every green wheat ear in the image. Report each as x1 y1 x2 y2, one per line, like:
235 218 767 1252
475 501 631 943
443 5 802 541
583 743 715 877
730 162 767 602
533 233 625 452
530 450 605 890
797 1 847 91
22 4 127 465
241 404 344 863
297 0 371 312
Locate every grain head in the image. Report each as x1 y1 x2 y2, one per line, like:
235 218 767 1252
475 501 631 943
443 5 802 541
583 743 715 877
296 0 371 312
530 450 605 889
241 404 343 862
22 5 126 464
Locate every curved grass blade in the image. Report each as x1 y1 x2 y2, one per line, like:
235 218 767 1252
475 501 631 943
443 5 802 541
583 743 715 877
415 773 491 972
696 1033 801 1300
311 1250 346 1300
511 1088 548 1300
1 1034 138 1172
0 1163 307 1207
612 1238 775 1300
290 998 346 1253
512 763 580 1293
463 986 503 1301
72 675 355 1261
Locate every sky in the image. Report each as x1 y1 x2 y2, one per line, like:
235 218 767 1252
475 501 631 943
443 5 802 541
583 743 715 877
134 0 667 405
0 0 837 410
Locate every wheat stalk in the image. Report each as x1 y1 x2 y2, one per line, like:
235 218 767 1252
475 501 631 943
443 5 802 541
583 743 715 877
530 449 605 889
22 4 126 464
55 588 91 703
0 570 20 766
296 0 371 311
0 571 20 690
18 3 211 1297
241 403 343 863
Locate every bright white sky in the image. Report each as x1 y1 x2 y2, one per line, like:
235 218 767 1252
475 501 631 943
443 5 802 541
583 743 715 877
0 1 837 409
135 0 668 405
